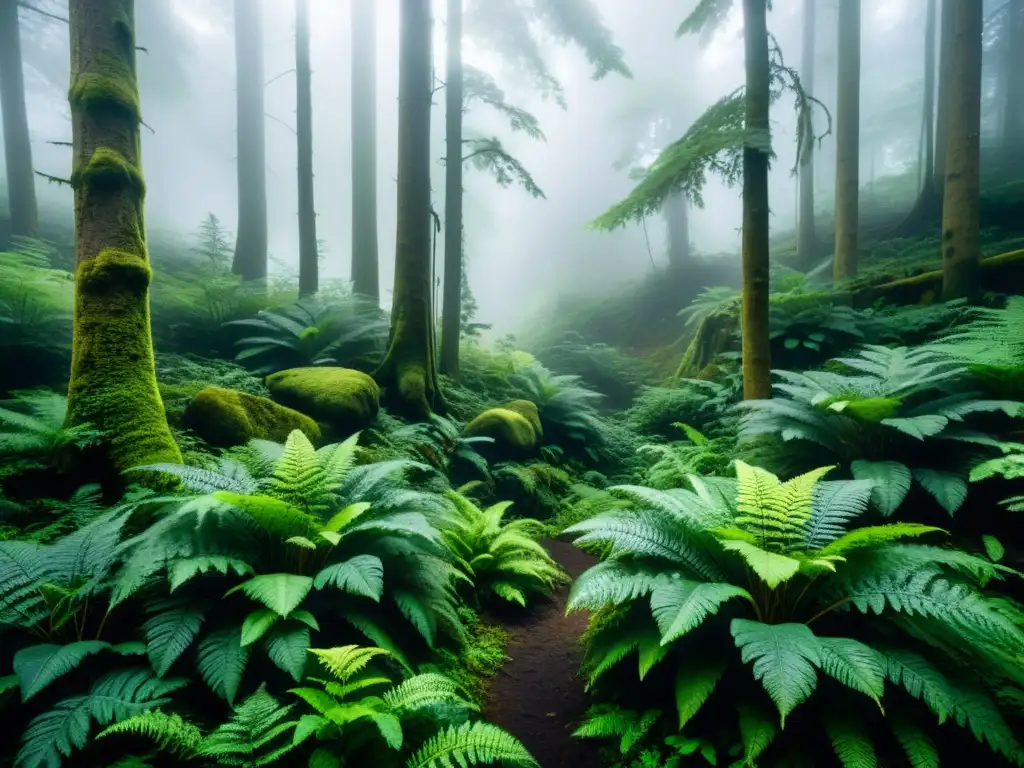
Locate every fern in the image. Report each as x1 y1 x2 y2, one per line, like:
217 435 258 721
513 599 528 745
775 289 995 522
406 721 539 768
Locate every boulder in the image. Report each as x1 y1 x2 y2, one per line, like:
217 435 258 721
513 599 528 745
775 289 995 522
265 366 380 437
464 407 538 456
182 386 321 448
502 399 543 438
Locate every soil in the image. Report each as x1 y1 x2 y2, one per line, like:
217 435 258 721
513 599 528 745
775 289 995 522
483 539 603 768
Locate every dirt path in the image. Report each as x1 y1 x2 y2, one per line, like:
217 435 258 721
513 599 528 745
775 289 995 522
483 539 602 768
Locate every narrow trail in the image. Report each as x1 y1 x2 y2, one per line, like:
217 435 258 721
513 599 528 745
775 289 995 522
483 539 601 768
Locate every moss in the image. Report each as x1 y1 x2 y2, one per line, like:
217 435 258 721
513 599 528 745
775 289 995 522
71 147 145 195
66 249 181 478
464 408 538 454
68 48 140 124
182 386 321 448
266 366 380 437
503 399 543 438
675 306 739 379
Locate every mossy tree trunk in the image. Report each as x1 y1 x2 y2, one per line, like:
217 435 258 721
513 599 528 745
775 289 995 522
231 0 268 281
295 0 317 296
740 0 771 401
374 0 445 419
664 191 690 275
0 0 38 238
796 0 817 270
833 0 861 281
65 0 182 476
350 0 379 302
1002 0 1024 168
941 0 983 301
439 0 463 379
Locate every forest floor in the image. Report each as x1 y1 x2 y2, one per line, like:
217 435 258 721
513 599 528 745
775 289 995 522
483 540 602 768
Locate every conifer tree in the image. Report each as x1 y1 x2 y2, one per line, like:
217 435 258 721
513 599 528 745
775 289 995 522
796 0 817 269
296 0 317 296
231 0 268 281
0 0 38 238
374 0 443 418
833 0 861 280
65 0 181 476
350 0 379 301
941 0 983 301
1002 0 1024 167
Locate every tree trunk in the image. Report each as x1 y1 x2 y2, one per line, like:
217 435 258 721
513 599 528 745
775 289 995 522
664 191 690 273
296 0 317 296
0 0 38 238
740 0 771 401
231 0 268 281
934 0 955 190
373 0 444 419
65 0 181 476
439 0 463 378
941 0 982 302
833 0 860 281
1002 0 1024 167
796 0 817 270
350 0 379 301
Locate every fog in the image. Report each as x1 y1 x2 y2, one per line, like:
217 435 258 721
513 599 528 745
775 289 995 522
4 0 942 330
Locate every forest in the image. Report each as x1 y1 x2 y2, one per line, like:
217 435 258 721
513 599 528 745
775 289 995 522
0 0 1023 766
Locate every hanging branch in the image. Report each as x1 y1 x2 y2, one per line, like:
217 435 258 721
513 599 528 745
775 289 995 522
767 34 832 175
265 112 296 135
17 2 67 23
265 69 296 88
35 171 72 186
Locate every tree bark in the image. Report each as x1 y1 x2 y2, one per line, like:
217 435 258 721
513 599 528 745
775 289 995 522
1002 0 1024 167
740 0 771 401
833 0 860 281
664 191 690 273
934 0 955 190
296 0 317 296
796 0 816 270
921 0 937 193
0 0 38 238
941 0 982 302
439 0 463 378
350 0 379 301
373 0 444 419
231 0 268 281
65 0 181 476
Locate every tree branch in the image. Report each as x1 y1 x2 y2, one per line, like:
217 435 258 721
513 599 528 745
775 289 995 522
17 1 67 23
265 112 296 134
265 69 296 88
35 171 72 186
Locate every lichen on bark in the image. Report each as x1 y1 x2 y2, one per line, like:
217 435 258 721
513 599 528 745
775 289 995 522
65 0 181 479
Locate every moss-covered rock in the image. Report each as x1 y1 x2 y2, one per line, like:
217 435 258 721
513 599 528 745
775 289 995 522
503 400 543 438
465 407 538 455
182 386 321 448
265 367 380 437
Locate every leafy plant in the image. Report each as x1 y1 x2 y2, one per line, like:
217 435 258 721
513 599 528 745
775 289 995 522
565 461 1024 765
636 424 730 488
225 295 388 374
737 344 1024 516
441 491 565 606
0 390 104 476
574 703 717 767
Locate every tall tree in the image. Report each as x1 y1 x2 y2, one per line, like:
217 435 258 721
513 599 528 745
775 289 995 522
0 0 38 238
833 0 860 281
664 191 690 272
796 0 816 269
1002 0 1024 167
740 0 771 400
933 0 955 190
350 0 379 301
439 0 464 378
295 0 317 296
231 0 268 281
941 0 983 301
65 0 181 476
374 0 442 418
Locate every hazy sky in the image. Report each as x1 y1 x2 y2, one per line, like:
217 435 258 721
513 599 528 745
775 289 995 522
14 0 921 332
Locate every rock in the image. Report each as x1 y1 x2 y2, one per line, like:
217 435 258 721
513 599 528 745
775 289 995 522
265 366 380 437
465 407 538 455
182 386 321 448
503 399 544 438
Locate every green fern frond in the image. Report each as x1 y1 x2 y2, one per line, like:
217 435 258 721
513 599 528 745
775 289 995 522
98 710 203 756
311 645 390 683
406 721 539 768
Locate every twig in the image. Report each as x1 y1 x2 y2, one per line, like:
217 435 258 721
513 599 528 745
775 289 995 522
35 171 72 186
265 69 296 88
17 1 67 23
265 112 296 134
47 140 72 147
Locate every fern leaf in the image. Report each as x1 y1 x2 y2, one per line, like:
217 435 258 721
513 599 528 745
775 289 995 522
264 624 310 682
13 641 111 701
818 524 943 556
850 460 912 516
737 701 777 765
824 715 877 767
675 659 725 729
240 609 280 647
313 555 384 601
567 560 663 612
228 573 313 617
143 603 205 677
310 645 390 682
912 468 968 515
196 687 298 766
650 579 751 643
731 620 820 726
815 637 885 708
197 628 249 704
98 710 202 756
405 721 539 768
804 480 875 549
383 672 475 713
719 540 801 588
889 713 939 768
